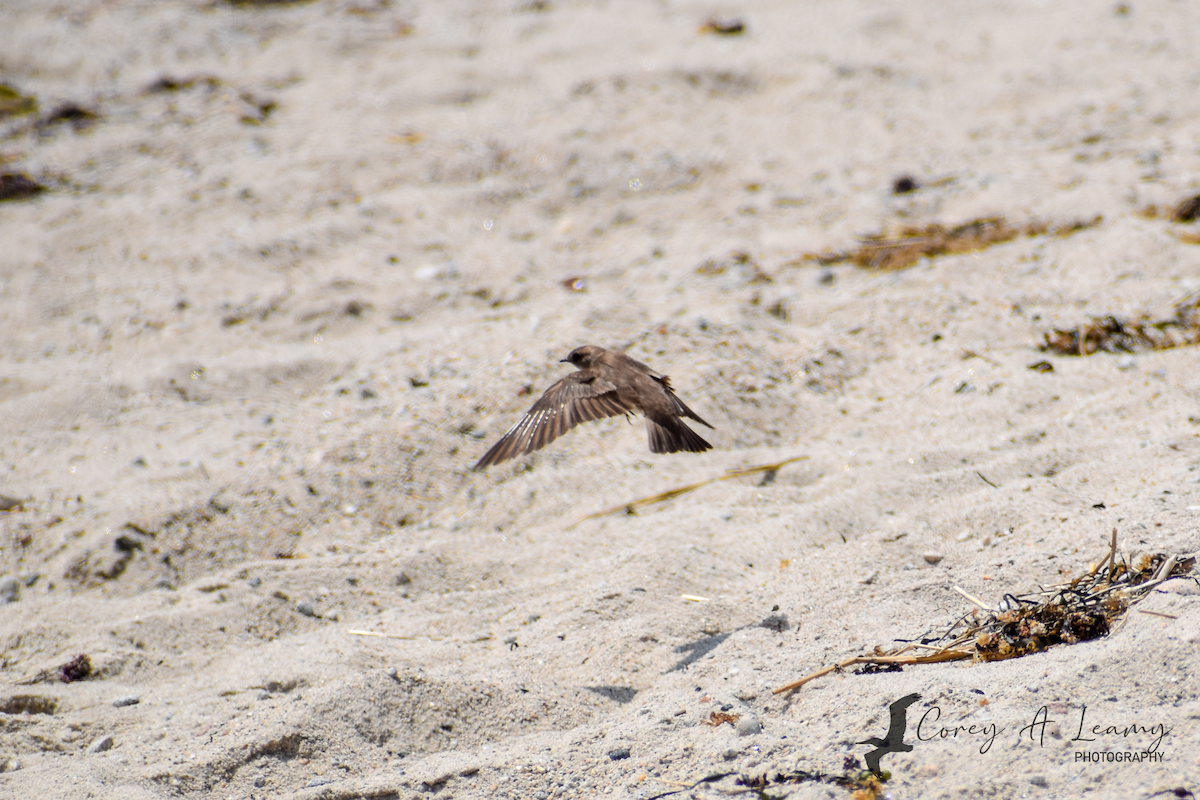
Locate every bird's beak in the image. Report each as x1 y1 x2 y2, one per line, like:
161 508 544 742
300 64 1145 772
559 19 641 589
559 358 570 363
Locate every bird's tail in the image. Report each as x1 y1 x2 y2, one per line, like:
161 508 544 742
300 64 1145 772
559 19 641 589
646 416 712 454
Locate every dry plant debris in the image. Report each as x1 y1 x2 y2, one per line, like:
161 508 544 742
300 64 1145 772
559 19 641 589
648 764 885 800
57 654 92 683
1137 194 1200 243
565 455 808 529
1138 194 1200 223
805 215 1102 271
773 530 1195 694
1041 292 1200 356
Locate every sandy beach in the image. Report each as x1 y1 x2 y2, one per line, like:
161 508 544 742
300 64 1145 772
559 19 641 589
2 1 1199 797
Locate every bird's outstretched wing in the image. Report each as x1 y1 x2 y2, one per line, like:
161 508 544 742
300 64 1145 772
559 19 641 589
474 373 630 468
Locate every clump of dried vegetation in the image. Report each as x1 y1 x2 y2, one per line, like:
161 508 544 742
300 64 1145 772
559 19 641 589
804 215 1102 271
772 531 1195 695
1041 292 1200 356
1138 193 1200 244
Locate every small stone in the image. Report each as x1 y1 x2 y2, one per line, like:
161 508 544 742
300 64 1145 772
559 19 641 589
247 577 262 588
255 690 270 701
0 757 21 772
923 553 944 565
295 601 317 617
607 747 631 761
533 792 548 800
0 576 19 604
1029 774 1047 787
721 749 739 761
386 667 398 679
112 695 140 708
1116 356 1136 371
253 776 266 788
87 735 114 754
955 529 974 542
306 777 334 788
736 714 762 736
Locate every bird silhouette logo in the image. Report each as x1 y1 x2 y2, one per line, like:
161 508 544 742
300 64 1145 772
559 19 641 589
857 693 922 777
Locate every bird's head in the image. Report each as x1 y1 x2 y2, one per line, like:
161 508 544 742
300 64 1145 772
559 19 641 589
561 345 602 369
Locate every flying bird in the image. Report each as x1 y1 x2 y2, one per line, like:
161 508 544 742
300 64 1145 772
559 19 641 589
474 345 713 469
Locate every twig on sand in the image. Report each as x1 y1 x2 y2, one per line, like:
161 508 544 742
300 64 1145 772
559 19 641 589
565 455 809 529
1136 609 1178 620
348 629 428 641
952 585 994 612
772 647 971 694
975 471 999 489
1090 527 1118 581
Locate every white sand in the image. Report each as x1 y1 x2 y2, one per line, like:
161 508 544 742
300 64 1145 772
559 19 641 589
2 1 1199 797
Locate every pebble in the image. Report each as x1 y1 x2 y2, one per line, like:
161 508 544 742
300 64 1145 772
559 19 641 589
247 577 262 588
923 553 944 565
87 735 114 754
306 777 334 788
0 758 21 772
606 747 631 761
0 576 19 604
112 695 140 708
1115 356 1136 371
253 776 266 788
386 667 399 679
295 601 317 617
736 715 762 736
1029 774 1048 787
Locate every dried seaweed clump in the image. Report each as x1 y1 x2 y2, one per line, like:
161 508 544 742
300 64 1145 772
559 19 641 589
649 763 884 800
1042 293 1200 356
773 533 1195 695
738 762 885 798
965 550 1194 663
57 653 92 683
806 216 1101 271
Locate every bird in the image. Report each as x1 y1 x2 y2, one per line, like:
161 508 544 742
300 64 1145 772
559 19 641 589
474 345 713 469
858 693 922 776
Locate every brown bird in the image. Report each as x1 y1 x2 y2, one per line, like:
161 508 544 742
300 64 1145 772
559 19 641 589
474 345 713 469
